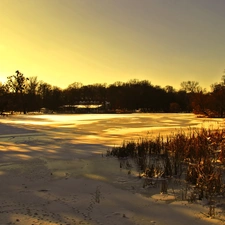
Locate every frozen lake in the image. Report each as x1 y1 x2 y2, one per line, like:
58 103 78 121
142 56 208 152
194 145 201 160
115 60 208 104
0 113 223 146
0 113 224 224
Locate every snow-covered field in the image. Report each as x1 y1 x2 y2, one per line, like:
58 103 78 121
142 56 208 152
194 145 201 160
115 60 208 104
0 113 224 225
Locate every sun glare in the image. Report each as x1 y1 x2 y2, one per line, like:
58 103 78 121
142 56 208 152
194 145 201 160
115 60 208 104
0 76 6 84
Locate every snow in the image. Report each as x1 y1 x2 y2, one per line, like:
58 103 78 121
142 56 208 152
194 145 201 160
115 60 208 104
0 113 224 224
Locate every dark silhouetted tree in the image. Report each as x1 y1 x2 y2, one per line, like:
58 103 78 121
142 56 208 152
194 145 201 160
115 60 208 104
6 70 29 113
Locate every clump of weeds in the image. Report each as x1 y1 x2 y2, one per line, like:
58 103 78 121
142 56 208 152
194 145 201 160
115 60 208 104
109 127 225 217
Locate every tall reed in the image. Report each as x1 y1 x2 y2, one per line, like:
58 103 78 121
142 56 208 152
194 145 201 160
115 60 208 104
109 127 225 198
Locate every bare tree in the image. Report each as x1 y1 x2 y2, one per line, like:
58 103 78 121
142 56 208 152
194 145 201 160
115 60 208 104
27 76 39 95
180 81 200 93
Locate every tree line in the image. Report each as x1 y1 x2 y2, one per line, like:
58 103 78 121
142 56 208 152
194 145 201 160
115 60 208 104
0 70 225 117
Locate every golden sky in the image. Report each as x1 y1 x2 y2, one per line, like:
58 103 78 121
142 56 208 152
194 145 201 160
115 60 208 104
0 0 225 89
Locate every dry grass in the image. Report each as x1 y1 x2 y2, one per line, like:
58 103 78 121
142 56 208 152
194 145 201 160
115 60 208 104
109 127 225 215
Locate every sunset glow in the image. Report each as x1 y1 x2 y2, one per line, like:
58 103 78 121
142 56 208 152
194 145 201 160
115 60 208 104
1 0 225 89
